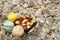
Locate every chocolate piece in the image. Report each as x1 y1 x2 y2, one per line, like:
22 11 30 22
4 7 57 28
15 14 37 33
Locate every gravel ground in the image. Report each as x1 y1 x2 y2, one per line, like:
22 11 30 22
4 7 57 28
0 0 60 40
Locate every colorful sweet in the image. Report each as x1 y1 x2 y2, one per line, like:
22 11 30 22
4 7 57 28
12 25 24 37
3 20 14 31
8 12 18 22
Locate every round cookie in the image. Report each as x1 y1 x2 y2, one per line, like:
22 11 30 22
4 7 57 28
12 25 24 37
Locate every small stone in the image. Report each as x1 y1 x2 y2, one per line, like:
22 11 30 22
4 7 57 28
12 5 20 12
28 1 34 8
12 25 24 37
0 31 3 36
23 3 28 8
8 12 18 22
39 19 45 23
3 20 14 31
49 10 58 16
12 0 20 4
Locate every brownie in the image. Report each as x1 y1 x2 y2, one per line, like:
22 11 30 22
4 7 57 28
14 14 37 33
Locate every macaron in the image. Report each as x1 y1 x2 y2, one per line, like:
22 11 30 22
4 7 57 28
12 25 24 37
8 12 18 22
3 20 14 31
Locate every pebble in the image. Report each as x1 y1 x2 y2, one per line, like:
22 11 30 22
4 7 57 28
0 31 3 36
3 20 14 31
12 25 24 37
12 0 20 4
8 12 18 22
23 3 28 8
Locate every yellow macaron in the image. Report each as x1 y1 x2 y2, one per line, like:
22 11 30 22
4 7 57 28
8 12 18 22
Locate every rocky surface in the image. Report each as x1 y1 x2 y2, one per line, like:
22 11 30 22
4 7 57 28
0 0 60 40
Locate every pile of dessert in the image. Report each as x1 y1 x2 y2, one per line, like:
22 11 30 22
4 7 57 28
3 12 37 37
